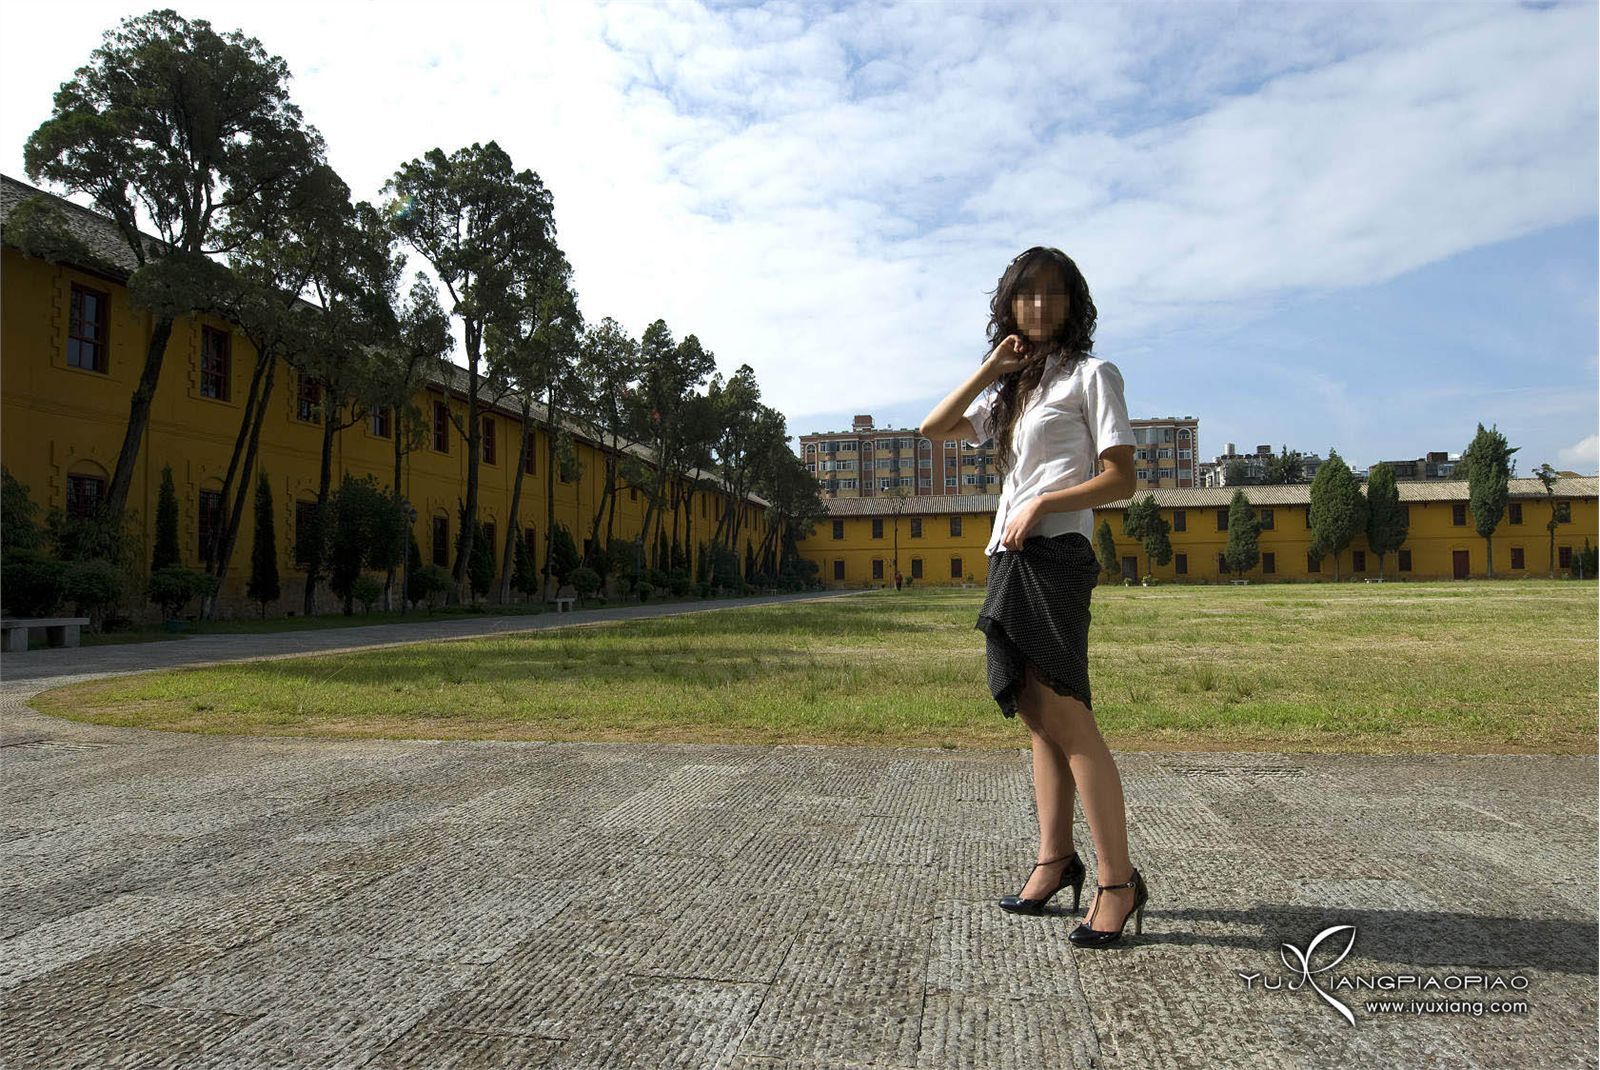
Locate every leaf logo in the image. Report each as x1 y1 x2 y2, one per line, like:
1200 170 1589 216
1280 924 1358 1026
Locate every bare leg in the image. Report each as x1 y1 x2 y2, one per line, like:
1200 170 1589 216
1025 662 1136 931
1016 662 1078 900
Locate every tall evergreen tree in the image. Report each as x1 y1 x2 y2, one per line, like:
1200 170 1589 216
152 465 181 573
1094 517 1119 583
404 532 425 610
1122 496 1154 574
1122 494 1171 580
511 527 539 600
385 142 559 606
1363 462 1408 580
1308 449 1366 581
245 469 280 618
1224 489 1263 578
24 9 322 525
1462 423 1517 579
468 519 495 601
548 524 580 592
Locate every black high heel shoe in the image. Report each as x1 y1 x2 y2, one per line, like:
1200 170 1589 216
998 852 1085 914
1067 867 1149 947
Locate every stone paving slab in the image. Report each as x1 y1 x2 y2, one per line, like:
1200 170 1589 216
0 597 1595 1069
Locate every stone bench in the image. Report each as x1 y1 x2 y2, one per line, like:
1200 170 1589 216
1229 579 1250 586
1 616 90 652
547 597 576 614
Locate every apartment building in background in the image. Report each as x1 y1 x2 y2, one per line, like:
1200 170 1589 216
801 411 1199 499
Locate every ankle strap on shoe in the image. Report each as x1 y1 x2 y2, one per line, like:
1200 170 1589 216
1096 869 1139 891
1035 853 1077 868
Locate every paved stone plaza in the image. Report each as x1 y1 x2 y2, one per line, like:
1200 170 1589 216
1 594 1596 1069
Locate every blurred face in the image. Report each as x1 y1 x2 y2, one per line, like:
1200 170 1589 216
1012 264 1070 343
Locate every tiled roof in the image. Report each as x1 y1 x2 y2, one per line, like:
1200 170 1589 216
821 476 1598 516
1100 477 1598 508
0 173 161 276
1 173 766 508
427 361 764 505
822 493 1001 517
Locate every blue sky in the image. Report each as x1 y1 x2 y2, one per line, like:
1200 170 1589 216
2 0 1595 475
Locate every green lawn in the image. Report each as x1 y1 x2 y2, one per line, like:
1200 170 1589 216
29 581 1597 755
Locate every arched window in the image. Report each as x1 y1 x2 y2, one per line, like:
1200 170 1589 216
66 464 109 518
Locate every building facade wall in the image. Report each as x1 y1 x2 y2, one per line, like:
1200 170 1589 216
2 247 765 618
796 497 1597 589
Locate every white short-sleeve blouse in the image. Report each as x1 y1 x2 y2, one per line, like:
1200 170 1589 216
962 353 1136 555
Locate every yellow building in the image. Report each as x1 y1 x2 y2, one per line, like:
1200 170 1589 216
796 482 1597 588
1 175 769 618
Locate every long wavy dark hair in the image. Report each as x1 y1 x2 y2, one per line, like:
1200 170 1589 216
984 246 1098 473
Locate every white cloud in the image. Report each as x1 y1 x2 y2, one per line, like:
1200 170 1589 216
0 0 1593 451
1557 432 1598 473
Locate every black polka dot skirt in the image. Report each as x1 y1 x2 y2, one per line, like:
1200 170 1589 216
975 531 1103 718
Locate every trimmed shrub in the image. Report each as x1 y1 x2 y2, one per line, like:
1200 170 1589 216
147 566 216 620
352 574 384 613
63 558 123 629
569 565 601 599
1 550 67 616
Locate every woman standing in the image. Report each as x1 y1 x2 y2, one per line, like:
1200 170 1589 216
919 246 1149 947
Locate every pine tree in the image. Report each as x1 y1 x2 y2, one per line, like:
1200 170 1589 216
1122 494 1171 580
245 470 279 618
1364 463 1407 580
404 532 424 609
1308 449 1366 581
152 465 181 572
1224 489 1262 578
549 523 580 592
1122 496 1150 573
1094 518 1119 582
1463 423 1516 579
468 519 494 600
1148 515 1173 579
512 527 538 599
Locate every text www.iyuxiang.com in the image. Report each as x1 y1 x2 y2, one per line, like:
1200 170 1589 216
1364 999 1529 1017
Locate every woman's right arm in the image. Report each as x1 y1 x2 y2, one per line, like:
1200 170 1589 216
919 335 1031 438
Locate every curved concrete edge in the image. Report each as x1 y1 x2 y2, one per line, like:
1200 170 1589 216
1 589 879 749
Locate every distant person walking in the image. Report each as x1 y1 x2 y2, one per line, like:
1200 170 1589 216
919 246 1149 946
895 571 903 591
